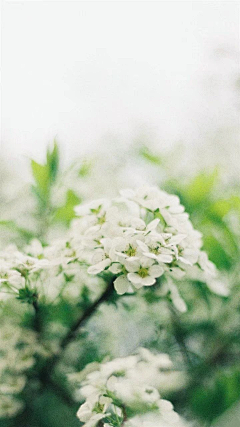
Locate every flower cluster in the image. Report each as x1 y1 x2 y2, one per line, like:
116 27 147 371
0 240 105 304
72 186 225 308
71 348 188 427
0 186 226 309
0 321 39 418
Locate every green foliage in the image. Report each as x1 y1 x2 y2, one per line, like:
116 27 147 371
78 160 92 177
139 145 163 165
140 147 240 423
14 388 79 427
54 190 81 225
184 168 219 205
17 288 38 305
0 220 35 241
29 141 84 238
31 141 59 207
189 367 240 422
163 169 239 271
203 234 232 270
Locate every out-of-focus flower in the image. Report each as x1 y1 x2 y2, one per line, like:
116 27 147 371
0 321 40 418
72 349 189 427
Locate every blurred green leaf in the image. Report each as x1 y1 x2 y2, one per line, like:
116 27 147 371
0 220 35 241
31 141 59 205
185 168 219 205
139 146 162 165
31 160 50 200
203 234 232 270
78 160 92 177
190 368 240 422
46 141 59 183
192 280 212 309
211 196 240 218
54 190 81 225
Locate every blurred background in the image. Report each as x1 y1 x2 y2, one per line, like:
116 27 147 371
1 0 239 168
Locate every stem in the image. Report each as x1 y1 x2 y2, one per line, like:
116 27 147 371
41 278 115 379
168 303 193 368
122 405 128 422
32 295 41 334
45 376 76 407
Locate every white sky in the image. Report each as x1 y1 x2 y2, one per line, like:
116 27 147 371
1 1 239 164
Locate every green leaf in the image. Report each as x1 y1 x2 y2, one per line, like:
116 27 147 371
154 208 167 226
47 140 59 183
139 146 162 165
78 160 92 177
211 196 240 218
185 169 219 205
190 368 240 421
0 220 35 241
210 200 233 218
203 234 232 270
54 190 81 225
31 160 50 198
192 280 212 309
31 141 60 205
17 287 37 304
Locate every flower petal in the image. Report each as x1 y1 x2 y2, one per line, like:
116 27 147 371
87 258 111 274
149 265 164 278
127 272 142 284
114 275 130 295
157 254 173 263
146 218 160 232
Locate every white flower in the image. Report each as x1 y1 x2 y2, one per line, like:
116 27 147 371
25 239 44 258
69 185 223 305
114 275 132 295
0 321 40 418
0 261 24 290
167 280 187 313
206 278 229 297
125 410 186 427
198 252 217 278
74 349 189 427
77 394 111 425
75 198 110 218
136 238 174 264
0 185 222 307
125 257 164 288
81 413 107 427
87 249 111 275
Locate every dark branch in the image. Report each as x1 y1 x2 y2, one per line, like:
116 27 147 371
168 302 193 368
45 376 76 407
41 278 115 379
32 295 41 334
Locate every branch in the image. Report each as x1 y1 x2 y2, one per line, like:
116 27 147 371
32 295 41 334
45 376 76 407
168 302 193 369
41 278 115 379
